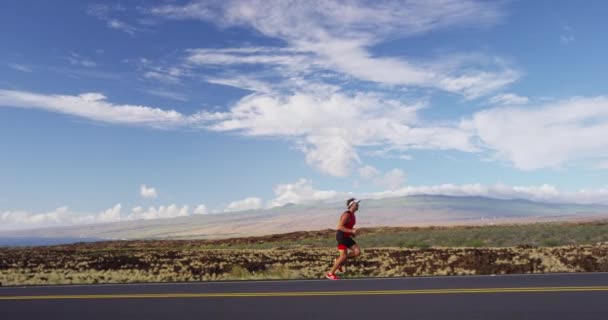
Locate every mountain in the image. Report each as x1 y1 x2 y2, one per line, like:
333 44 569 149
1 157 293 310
1 195 607 244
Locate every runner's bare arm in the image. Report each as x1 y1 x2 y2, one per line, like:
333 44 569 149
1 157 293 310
337 212 356 234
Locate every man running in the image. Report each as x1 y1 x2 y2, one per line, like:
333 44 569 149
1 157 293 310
326 198 361 280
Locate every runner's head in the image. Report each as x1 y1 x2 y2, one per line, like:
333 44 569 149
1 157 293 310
346 198 360 211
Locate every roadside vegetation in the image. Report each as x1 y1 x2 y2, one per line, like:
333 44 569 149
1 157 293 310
2 221 608 286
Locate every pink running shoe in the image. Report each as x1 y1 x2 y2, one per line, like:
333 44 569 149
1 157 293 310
326 272 339 280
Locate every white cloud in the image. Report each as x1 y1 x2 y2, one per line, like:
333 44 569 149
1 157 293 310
267 178 342 208
199 91 475 176
224 197 263 212
464 96 608 170
302 135 360 176
359 165 379 179
0 207 78 230
140 184 158 199
373 168 406 190
0 202 210 231
97 204 122 223
128 204 189 220
194 204 209 214
489 93 529 105
0 203 212 231
0 205 120 231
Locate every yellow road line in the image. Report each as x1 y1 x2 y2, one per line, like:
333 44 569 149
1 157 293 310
2 286 608 300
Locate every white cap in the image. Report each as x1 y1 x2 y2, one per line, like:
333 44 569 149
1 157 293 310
347 198 360 208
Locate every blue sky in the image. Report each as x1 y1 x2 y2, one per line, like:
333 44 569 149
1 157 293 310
2 0 608 230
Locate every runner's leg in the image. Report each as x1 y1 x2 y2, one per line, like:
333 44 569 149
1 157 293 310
347 244 361 258
330 249 348 274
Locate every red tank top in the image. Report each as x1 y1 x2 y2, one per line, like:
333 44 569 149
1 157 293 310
343 210 356 238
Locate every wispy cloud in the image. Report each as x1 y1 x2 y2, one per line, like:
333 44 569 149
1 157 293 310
8 63 33 73
107 19 136 35
185 47 312 66
150 0 517 98
0 89 193 128
560 25 575 44
87 4 137 35
488 93 529 105
373 168 406 190
181 43 518 99
143 67 186 84
47 66 124 81
150 0 504 37
140 88 188 101
65 52 96 68
205 76 274 93
560 34 575 44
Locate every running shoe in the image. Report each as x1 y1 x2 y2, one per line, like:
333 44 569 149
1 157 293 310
326 272 339 280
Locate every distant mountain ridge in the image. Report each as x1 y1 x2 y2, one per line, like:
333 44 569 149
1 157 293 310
1 195 607 244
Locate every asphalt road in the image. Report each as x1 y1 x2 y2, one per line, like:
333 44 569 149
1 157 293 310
2 272 608 319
